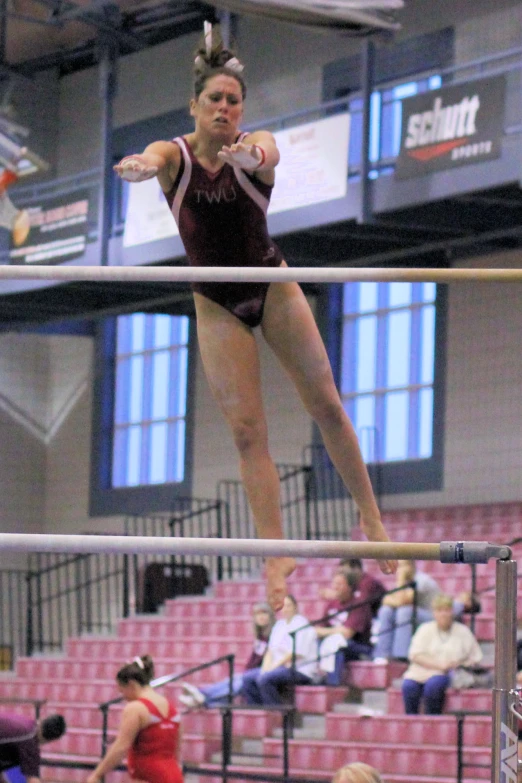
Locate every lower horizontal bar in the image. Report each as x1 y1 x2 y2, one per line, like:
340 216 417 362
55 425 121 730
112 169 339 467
1 266 522 284
0 533 504 562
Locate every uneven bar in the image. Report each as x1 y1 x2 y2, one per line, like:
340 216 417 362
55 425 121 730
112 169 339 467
1 266 522 284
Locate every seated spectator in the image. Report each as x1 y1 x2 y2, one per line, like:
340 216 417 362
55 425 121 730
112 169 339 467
179 602 275 708
0 713 66 783
241 595 317 706
372 560 442 663
320 559 385 617
332 763 382 783
401 594 483 715
316 570 374 686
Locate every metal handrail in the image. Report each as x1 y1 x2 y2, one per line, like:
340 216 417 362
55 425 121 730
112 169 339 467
447 710 492 783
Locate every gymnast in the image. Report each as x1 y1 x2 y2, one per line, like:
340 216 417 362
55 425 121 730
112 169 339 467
86 656 182 783
114 23 397 610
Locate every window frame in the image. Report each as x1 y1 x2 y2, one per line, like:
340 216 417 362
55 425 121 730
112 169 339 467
89 313 197 516
315 281 447 496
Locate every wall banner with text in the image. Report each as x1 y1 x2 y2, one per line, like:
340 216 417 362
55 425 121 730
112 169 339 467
395 76 506 180
9 190 90 265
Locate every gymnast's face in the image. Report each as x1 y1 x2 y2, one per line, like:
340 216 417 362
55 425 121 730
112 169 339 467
191 74 244 138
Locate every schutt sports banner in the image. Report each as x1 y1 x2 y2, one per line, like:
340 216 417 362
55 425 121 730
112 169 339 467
395 76 506 179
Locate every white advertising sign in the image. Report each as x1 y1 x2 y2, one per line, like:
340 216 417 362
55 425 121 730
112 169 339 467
269 113 350 215
123 112 350 248
123 177 179 248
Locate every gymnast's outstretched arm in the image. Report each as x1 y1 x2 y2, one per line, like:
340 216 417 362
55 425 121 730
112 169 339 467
114 140 181 192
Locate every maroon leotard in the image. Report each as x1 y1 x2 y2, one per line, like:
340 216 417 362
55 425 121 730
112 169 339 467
127 698 182 783
164 133 284 328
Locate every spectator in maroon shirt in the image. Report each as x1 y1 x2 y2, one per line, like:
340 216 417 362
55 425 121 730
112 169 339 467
316 570 379 685
319 559 386 618
0 713 66 783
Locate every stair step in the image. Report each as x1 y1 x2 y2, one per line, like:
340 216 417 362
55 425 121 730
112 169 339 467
210 753 264 766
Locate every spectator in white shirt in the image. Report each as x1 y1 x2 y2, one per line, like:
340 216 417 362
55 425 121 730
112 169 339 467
241 595 317 705
401 593 483 714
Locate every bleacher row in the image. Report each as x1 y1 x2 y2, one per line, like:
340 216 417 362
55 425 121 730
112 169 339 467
0 502 521 783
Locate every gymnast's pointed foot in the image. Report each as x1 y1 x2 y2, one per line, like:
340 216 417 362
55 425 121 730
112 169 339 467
265 556 296 611
360 514 397 576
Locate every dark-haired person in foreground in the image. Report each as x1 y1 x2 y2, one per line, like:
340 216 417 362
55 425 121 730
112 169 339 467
0 713 66 783
86 656 182 783
114 22 396 611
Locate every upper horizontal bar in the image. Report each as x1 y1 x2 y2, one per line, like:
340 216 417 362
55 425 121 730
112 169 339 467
0 534 511 563
0 266 522 284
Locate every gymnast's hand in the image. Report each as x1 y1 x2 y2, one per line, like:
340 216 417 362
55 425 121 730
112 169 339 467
114 155 159 182
218 142 263 171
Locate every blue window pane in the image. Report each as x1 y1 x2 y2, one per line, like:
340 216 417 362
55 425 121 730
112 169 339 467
129 356 144 422
380 102 394 160
150 422 168 483
348 99 363 168
171 420 186 482
340 281 437 466
356 316 377 392
114 358 130 424
387 310 411 387
422 282 436 303
116 316 131 354
353 395 375 462
343 283 358 315
370 92 381 163
174 346 188 417
151 351 170 419
154 315 172 349
419 388 434 458
389 282 412 308
359 282 378 313
131 314 145 352
112 313 190 489
126 425 142 485
385 392 408 461
393 82 418 100
112 428 126 487
421 305 436 384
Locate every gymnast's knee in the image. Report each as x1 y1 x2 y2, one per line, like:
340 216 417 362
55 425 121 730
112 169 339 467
307 395 346 430
231 418 269 456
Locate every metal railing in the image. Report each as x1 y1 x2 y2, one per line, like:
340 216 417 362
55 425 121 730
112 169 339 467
217 462 314 580
303 445 356 542
125 498 226 612
0 570 27 669
26 551 127 656
450 710 492 783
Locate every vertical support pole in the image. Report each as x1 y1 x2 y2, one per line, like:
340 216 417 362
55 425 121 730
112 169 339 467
456 714 464 783
358 38 375 225
470 563 477 635
97 37 118 266
282 710 290 783
491 558 518 783
221 706 232 783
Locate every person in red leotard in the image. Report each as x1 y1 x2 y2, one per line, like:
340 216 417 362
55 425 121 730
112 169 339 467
86 656 182 783
114 23 396 612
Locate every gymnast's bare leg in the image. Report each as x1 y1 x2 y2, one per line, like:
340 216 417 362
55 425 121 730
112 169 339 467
261 276 396 575
194 291 295 611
